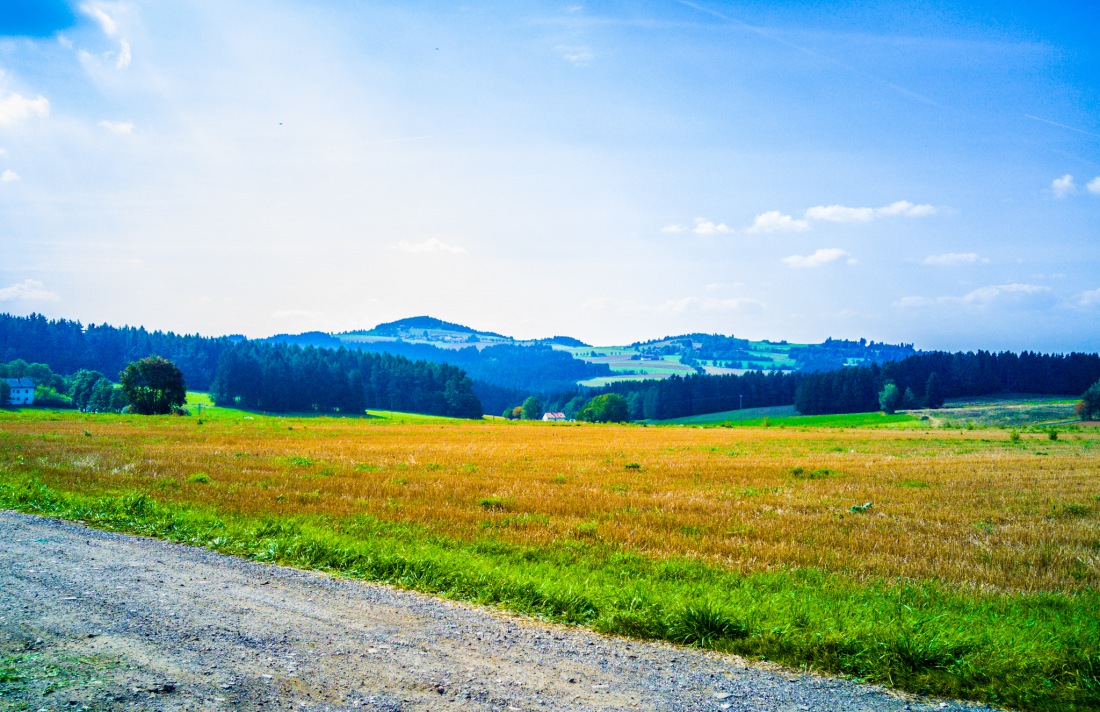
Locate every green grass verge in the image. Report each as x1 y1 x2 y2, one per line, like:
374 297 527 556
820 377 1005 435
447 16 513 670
1 476 1097 711
660 409 921 428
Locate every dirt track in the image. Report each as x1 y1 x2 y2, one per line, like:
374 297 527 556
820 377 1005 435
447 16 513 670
0 511 997 711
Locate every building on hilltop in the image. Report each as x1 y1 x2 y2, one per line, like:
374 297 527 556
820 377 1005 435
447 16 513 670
3 378 35 405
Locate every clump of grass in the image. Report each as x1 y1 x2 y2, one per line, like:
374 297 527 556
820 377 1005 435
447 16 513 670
791 466 833 479
1009 430 1021 443
624 462 642 470
287 455 314 467
668 604 749 646
897 479 930 489
478 496 507 511
187 473 211 484
1048 430 1059 441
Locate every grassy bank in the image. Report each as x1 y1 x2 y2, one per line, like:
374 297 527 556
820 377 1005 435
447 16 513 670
1 476 1097 710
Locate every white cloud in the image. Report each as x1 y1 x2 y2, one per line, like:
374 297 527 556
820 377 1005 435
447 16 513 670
782 248 855 268
661 217 732 235
923 252 989 266
804 205 875 223
81 3 118 36
1087 177 1100 195
0 280 61 303
875 200 938 217
1076 288 1100 308
0 92 50 127
272 309 324 320
116 40 132 69
0 169 19 183
1051 174 1076 198
391 238 467 254
896 283 1054 310
99 120 135 135
656 296 765 315
555 45 593 66
747 211 809 234
689 217 731 235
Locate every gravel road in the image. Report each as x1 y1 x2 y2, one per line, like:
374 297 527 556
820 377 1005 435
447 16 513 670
1 510 999 711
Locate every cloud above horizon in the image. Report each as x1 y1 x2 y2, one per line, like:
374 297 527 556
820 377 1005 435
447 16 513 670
1 169 19 183
1048 174 1100 199
923 252 989 266
782 248 855 268
666 200 938 235
896 283 1054 310
391 238 467 255
98 120 134 134
0 279 61 303
0 89 50 127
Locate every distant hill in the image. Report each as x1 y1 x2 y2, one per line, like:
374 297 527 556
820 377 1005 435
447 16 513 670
358 316 509 340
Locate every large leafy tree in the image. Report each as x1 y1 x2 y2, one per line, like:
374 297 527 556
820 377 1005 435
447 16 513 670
522 396 544 420
120 356 187 415
578 393 629 423
1079 379 1100 421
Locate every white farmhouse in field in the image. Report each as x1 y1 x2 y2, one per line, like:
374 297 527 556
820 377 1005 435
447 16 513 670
541 411 566 422
3 378 35 405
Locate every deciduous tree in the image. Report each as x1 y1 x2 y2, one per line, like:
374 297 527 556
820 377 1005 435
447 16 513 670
120 356 187 415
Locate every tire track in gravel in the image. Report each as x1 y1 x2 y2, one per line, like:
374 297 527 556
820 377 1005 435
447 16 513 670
0 511 999 711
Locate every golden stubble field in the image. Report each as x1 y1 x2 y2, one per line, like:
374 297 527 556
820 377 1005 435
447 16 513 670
3 412 1098 593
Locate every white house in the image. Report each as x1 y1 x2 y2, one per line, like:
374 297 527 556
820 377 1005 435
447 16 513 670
4 378 35 405
541 411 566 422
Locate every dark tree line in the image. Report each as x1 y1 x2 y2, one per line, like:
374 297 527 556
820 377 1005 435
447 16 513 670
534 370 801 421
0 313 232 390
210 342 483 418
795 350 1100 415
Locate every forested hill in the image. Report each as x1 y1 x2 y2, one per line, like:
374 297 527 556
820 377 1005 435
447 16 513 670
0 313 483 418
210 341 482 418
0 312 233 390
795 350 1100 415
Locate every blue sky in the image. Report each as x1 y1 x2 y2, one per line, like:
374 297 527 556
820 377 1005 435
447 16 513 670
0 1 1097 350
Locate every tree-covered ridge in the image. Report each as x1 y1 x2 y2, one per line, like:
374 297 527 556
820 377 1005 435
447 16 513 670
210 342 482 418
795 350 1100 415
0 312 232 390
356 315 508 339
331 341 611 394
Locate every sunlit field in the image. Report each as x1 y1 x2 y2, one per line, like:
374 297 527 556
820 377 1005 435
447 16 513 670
2 405 1099 710
2 407 1097 593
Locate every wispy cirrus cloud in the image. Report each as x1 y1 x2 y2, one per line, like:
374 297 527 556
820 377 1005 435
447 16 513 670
391 238 467 254
99 120 134 134
896 283 1054 310
555 45 593 66
666 200 938 236
80 3 118 36
661 217 733 235
782 248 855 268
1077 288 1100 308
0 280 60 303
923 252 989 266
747 211 810 234
656 296 764 315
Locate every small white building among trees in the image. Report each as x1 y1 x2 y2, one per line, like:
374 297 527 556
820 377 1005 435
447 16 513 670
3 378 35 405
